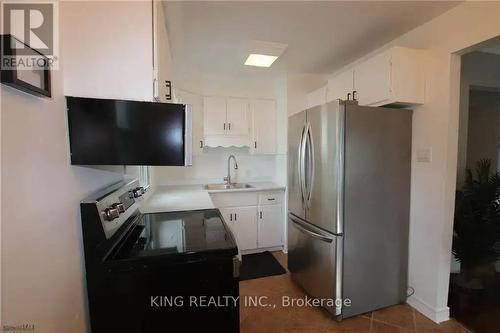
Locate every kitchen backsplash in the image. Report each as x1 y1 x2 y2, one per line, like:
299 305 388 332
152 147 285 186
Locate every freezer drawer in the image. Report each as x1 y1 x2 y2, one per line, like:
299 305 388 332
287 214 342 316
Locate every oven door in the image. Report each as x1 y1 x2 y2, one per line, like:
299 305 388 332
288 213 342 316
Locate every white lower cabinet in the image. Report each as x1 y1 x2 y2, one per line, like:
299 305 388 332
257 204 283 248
211 190 284 252
220 206 257 251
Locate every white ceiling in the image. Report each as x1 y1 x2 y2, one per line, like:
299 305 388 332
163 1 459 80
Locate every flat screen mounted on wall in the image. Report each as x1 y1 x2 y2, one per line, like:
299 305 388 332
66 96 192 166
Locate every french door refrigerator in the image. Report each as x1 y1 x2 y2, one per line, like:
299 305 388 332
287 99 412 319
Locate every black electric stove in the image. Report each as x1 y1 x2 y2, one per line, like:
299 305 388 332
80 180 239 333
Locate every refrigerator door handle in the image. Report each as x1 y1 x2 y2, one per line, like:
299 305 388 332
290 215 334 243
299 124 308 204
305 123 315 208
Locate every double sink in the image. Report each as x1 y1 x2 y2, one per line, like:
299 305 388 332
204 183 254 191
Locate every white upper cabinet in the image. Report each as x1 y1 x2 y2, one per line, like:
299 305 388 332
327 69 354 102
226 98 250 136
204 96 227 136
326 47 426 107
306 86 328 109
153 1 174 103
353 47 425 107
251 99 277 154
61 1 154 100
203 96 252 147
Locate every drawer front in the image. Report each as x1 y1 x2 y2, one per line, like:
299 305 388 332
210 192 258 207
258 191 283 205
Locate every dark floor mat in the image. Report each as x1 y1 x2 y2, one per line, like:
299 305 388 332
239 251 287 281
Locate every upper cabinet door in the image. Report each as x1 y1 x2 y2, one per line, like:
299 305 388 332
252 99 277 154
226 97 249 136
327 69 354 102
204 96 227 136
153 0 173 103
353 50 392 106
352 47 425 107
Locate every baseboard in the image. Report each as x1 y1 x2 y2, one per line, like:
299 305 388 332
407 296 450 323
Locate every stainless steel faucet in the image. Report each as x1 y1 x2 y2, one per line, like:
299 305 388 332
224 155 238 185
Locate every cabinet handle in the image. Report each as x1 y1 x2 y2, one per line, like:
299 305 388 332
254 141 257 149
230 213 232 221
353 91 357 101
200 141 203 148
165 80 172 100
234 213 237 221
260 211 263 219
224 123 226 130
228 123 231 130
267 198 275 201
347 92 351 101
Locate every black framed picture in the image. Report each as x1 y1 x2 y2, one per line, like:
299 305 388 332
0 34 51 97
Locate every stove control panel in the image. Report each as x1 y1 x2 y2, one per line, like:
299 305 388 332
104 207 120 221
82 179 147 239
131 186 146 198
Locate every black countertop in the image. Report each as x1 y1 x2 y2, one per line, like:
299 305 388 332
108 209 237 261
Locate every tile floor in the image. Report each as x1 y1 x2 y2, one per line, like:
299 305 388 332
239 252 473 333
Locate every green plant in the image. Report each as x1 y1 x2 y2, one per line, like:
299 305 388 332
452 159 500 273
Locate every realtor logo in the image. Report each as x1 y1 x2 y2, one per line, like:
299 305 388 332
1 0 59 69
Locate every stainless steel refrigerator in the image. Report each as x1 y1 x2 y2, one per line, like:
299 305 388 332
287 99 412 319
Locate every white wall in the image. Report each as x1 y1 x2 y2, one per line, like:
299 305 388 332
286 73 327 116
326 2 500 322
1 1 157 331
153 147 279 186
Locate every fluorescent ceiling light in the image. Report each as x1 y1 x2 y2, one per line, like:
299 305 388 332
244 54 278 67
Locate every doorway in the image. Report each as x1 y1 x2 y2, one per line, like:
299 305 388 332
450 47 500 333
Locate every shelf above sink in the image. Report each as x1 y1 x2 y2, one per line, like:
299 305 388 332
205 183 254 191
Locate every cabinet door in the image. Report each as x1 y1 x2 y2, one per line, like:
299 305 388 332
204 96 227 136
353 50 391 106
232 206 258 250
226 97 249 136
327 69 354 102
178 90 204 154
219 208 235 235
153 0 173 103
251 99 276 154
258 204 283 248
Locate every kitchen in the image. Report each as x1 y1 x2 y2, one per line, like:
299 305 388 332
2 1 500 333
